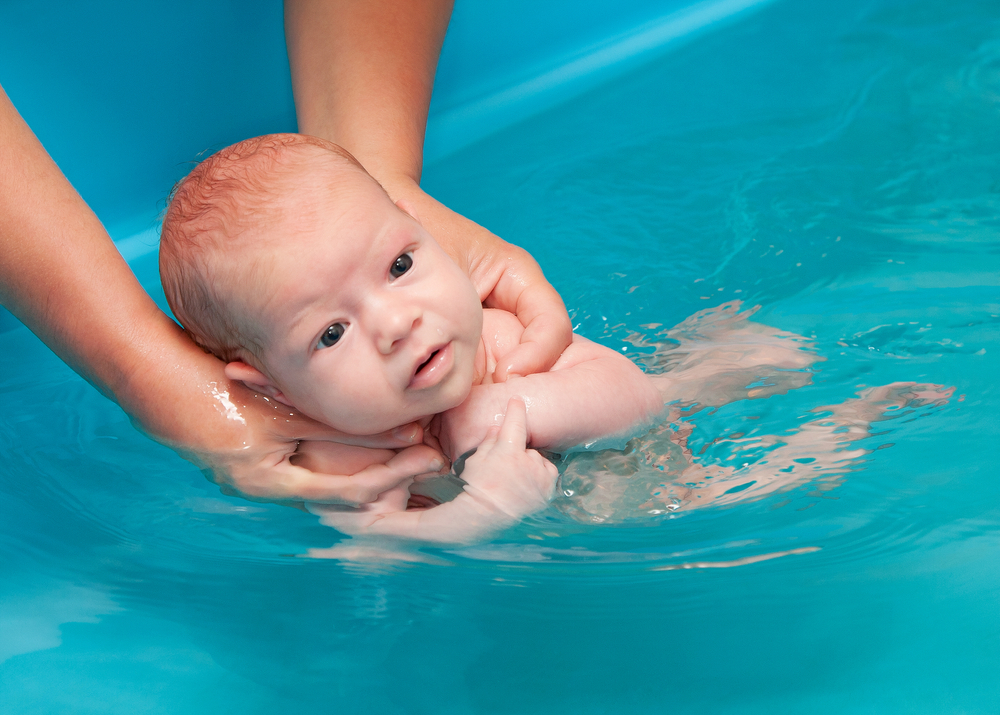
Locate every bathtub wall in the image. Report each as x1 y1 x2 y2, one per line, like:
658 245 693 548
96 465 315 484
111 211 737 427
0 0 771 333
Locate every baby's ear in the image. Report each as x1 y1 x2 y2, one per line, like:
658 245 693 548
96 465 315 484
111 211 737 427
395 198 421 224
224 361 295 407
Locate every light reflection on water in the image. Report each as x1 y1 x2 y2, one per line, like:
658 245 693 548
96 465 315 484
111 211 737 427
2 0 1000 711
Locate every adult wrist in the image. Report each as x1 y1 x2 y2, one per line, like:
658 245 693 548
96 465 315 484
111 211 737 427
114 315 233 449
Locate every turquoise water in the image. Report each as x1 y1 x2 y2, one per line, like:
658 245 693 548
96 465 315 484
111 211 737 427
2 0 999 711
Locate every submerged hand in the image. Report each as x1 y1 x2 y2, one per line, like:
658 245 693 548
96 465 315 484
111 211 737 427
460 398 558 518
386 178 573 380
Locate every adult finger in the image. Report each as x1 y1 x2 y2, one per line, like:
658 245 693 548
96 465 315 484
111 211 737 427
230 457 424 506
484 258 572 381
496 305 574 381
385 444 446 477
477 424 502 450
497 397 528 450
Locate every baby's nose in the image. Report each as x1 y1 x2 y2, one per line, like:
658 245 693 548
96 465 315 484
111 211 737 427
375 302 422 354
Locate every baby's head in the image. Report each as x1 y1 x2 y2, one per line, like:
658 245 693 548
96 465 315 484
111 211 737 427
160 133 483 434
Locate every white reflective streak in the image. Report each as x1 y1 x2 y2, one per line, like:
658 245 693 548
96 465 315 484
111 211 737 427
211 384 246 425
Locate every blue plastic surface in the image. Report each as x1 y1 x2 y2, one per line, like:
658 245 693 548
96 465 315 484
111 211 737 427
2 0 999 712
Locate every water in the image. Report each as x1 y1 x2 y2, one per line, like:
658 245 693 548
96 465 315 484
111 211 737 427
2 0 999 711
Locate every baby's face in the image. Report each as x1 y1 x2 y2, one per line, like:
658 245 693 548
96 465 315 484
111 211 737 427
245 167 483 434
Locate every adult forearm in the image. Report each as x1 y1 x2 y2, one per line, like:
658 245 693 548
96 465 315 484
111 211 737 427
0 87 245 454
0 86 171 403
285 0 574 379
285 0 453 186
2 83 420 504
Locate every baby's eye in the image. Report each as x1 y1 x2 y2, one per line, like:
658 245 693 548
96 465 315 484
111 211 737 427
317 323 346 349
390 253 413 279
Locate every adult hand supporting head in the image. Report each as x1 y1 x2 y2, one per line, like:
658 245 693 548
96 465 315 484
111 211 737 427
285 0 574 380
0 84 419 505
130 323 425 505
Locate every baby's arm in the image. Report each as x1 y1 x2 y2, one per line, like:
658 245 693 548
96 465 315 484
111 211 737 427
309 400 558 544
439 311 665 459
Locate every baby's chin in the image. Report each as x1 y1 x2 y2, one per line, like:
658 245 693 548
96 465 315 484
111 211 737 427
295 355 476 435
320 412 432 438
314 394 469 437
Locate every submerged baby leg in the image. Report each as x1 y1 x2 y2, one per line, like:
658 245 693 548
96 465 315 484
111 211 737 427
640 301 823 408
661 382 953 510
558 381 952 523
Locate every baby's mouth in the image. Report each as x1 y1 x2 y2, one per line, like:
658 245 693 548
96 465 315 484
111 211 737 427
415 350 440 376
409 343 453 390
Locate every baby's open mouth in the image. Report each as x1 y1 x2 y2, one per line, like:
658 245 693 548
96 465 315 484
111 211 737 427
415 350 440 376
409 343 452 389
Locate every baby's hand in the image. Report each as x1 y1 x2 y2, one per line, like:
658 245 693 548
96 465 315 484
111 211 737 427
460 398 559 520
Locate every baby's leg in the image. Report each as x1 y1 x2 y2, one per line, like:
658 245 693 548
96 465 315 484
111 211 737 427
659 382 953 510
642 301 822 408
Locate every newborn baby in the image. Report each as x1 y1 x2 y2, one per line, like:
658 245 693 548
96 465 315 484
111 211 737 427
159 134 665 543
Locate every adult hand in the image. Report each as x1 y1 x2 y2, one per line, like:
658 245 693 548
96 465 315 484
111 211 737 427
385 177 573 381
460 398 558 519
285 0 574 380
139 332 425 505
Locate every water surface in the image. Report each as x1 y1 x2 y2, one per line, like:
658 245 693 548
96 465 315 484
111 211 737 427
2 0 999 711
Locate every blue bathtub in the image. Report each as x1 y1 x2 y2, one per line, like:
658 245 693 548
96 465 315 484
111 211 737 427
1 0 998 712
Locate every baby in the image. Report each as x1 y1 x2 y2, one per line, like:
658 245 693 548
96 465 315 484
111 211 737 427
159 134 667 543
161 134 940 547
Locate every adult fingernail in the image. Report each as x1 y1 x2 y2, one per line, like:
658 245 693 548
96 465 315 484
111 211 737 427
393 425 419 443
429 458 444 471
